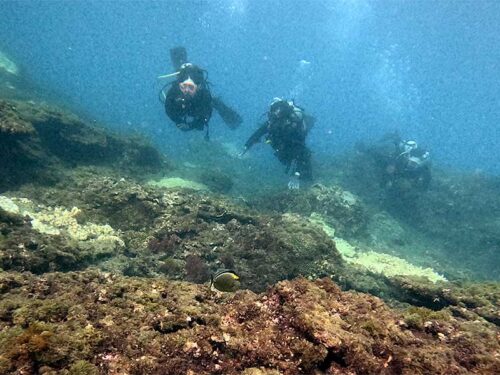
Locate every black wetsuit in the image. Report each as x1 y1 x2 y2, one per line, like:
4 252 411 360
385 145 431 191
164 65 213 131
245 106 313 181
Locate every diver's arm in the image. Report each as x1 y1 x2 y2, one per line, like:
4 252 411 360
164 86 184 125
244 122 269 150
189 90 213 130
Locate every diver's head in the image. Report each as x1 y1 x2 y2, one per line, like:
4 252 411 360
179 77 198 97
402 140 418 154
269 98 293 121
179 63 205 86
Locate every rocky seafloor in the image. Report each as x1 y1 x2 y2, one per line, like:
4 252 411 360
0 97 499 374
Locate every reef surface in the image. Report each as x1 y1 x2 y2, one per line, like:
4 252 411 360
0 272 499 374
0 97 499 374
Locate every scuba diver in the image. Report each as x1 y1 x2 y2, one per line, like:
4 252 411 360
159 47 242 140
381 135 432 195
241 98 315 189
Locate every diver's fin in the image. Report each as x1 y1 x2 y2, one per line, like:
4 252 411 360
379 131 401 144
212 97 243 129
170 46 188 71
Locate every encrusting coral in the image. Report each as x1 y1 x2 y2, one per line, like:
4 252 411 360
148 176 209 191
0 194 124 273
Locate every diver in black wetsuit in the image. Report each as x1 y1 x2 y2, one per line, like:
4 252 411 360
242 98 315 189
384 138 431 192
160 47 242 139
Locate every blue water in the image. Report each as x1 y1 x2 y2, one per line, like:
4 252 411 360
1 0 500 174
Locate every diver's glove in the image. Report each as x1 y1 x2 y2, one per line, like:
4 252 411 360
176 122 191 131
288 172 301 190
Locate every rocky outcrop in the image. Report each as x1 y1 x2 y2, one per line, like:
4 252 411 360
1 173 344 292
252 184 368 238
0 99 169 191
0 272 498 374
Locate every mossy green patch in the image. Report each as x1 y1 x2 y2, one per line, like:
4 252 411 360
67 360 99 375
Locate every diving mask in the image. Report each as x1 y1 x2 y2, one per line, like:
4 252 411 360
179 77 198 96
404 140 418 153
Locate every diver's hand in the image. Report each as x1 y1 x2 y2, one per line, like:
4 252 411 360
176 122 191 131
238 147 248 158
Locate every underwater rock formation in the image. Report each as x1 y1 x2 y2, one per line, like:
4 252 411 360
0 98 169 191
252 184 367 238
198 168 234 193
0 100 34 134
148 176 209 191
322 150 500 281
5 172 343 291
2 169 497 320
0 271 498 374
1 95 499 374
0 195 124 273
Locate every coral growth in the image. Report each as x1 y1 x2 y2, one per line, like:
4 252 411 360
326 149 500 280
253 183 368 237
0 100 34 134
148 177 208 191
6 173 344 291
0 271 498 374
0 195 123 273
0 98 168 191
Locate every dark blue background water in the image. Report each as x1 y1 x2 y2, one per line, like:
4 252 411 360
1 0 499 174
